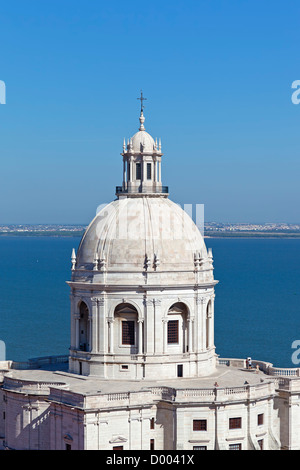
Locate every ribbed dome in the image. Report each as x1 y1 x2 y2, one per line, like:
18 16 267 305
130 130 156 153
76 197 207 272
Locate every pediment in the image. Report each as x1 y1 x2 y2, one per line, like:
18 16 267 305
117 307 137 314
169 306 184 314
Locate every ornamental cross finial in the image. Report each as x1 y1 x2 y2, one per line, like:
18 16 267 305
137 90 147 113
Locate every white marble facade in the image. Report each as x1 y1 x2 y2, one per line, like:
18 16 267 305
0 104 299 451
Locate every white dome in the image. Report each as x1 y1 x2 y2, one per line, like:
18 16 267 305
130 130 156 153
76 197 207 272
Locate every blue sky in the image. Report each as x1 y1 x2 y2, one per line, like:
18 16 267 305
0 0 299 224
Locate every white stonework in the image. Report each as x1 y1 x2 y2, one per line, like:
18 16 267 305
0 103 300 450
68 108 216 381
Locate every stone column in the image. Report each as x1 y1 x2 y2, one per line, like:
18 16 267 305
128 159 132 182
158 158 162 183
74 313 80 350
203 298 210 350
206 311 210 349
142 157 146 183
70 293 76 349
162 318 168 354
91 297 101 353
195 296 206 352
88 312 93 352
108 318 114 354
98 296 106 354
128 157 133 192
129 157 133 183
209 294 215 349
153 299 163 354
138 320 144 355
145 299 154 354
187 318 194 353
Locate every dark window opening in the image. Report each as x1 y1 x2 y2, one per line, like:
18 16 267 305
177 364 183 377
136 163 141 180
229 417 242 430
150 439 155 450
122 321 135 345
258 439 263 450
257 413 264 426
229 443 242 450
168 320 179 344
147 163 152 180
193 419 207 431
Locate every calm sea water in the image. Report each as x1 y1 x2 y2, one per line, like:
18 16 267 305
0 236 299 368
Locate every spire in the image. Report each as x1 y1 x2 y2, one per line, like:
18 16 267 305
137 90 147 131
137 90 147 114
71 248 76 271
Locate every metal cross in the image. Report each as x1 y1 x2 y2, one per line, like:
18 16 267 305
137 90 147 112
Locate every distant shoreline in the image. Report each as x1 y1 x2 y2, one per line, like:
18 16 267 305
204 232 300 239
0 231 85 237
1 231 300 239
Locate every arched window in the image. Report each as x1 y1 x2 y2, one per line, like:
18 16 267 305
167 302 189 353
206 300 212 349
114 303 140 354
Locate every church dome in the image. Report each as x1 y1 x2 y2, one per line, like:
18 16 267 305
130 130 156 154
75 196 207 272
69 94 216 380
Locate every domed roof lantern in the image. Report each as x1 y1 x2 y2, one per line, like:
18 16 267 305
117 92 168 197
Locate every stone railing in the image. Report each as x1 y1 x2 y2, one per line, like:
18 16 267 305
107 392 130 401
11 355 69 371
116 186 169 195
146 381 274 404
218 357 300 377
218 358 246 368
3 376 68 395
266 366 300 377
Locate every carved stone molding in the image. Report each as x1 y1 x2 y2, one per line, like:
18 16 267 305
91 296 105 306
196 296 207 305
